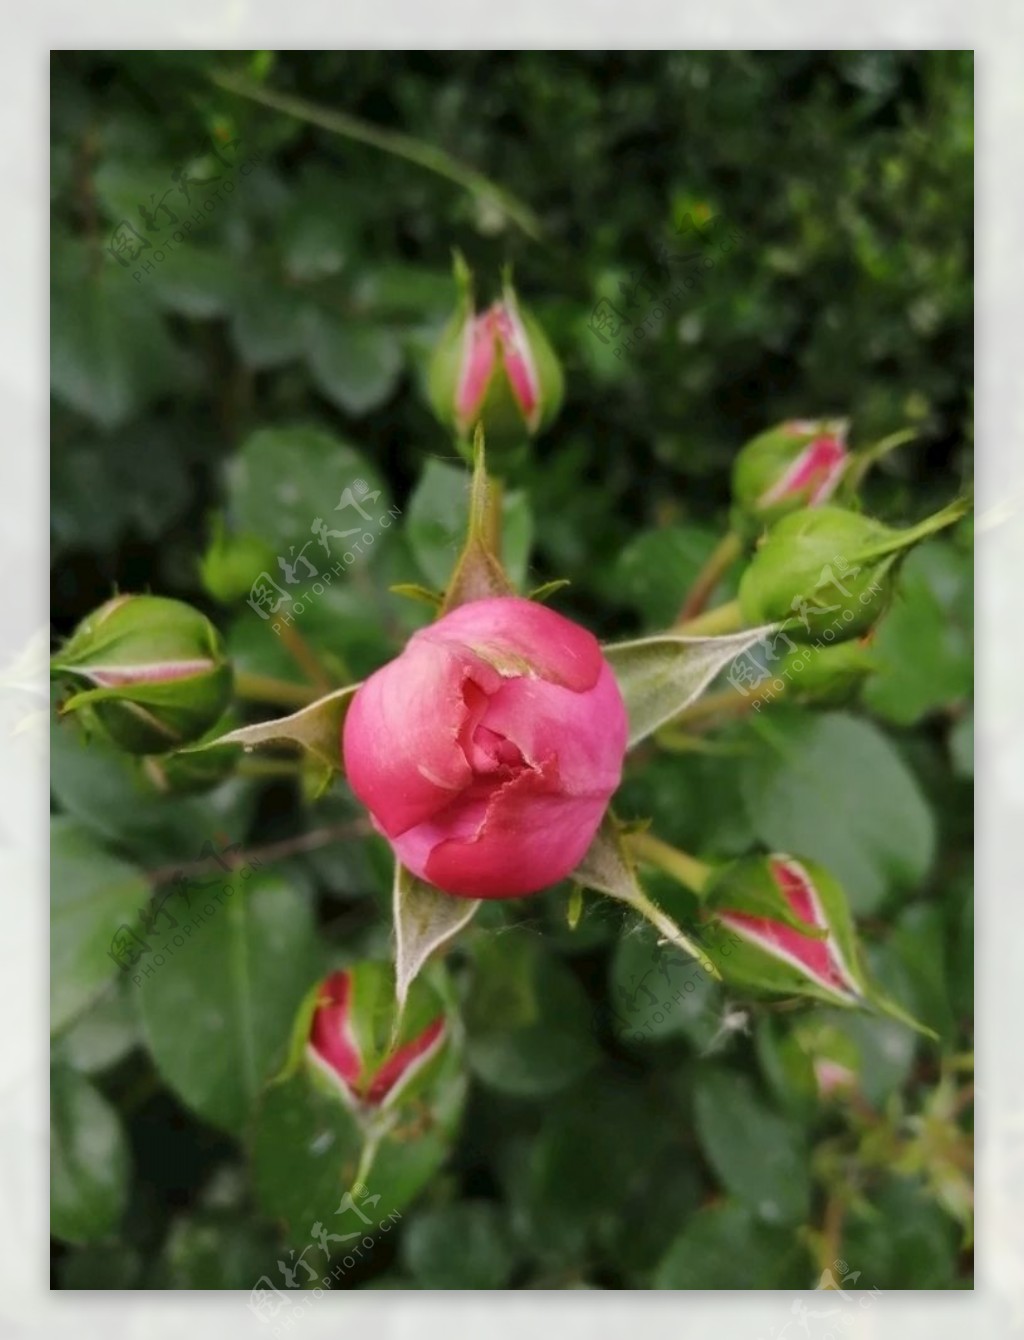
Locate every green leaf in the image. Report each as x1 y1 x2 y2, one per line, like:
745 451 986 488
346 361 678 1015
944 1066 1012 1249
54 986 139 1074
138 871 320 1132
225 425 388 557
191 684 358 774
610 524 726 627
864 541 973 725
407 458 533 591
51 818 151 1033
740 710 935 913
654 1201 811 1288
693 1068 811 1225
401 1201 517 1288
301 308 403 416
463 930 599 1097
50 1063 130 1244
51 268 193 429
393 865 479 1019
608 921 726 1050
603 625 779 746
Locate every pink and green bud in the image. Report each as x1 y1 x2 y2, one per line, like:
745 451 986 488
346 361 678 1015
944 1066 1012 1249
703 855 865 1006
738 496 968 643
428 256 563 449
51 594 233 754
732 419 849 534
307 964 447 1111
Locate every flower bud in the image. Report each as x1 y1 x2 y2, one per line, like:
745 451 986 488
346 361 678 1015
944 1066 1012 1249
703 854 865 1006
738 497 967 643
307 964 447 1111
774 636 876 707
51 594 233 754
428 257 563 448
731 419 849 533
342 596 628 898
200 519 277 604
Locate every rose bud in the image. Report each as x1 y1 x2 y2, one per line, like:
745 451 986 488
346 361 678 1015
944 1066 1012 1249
772 636 876 707
428 257 563 448
703 854 865 1007
51 594 233 754
731 419 849 534
307 964 447 1111
738 497 968 643
342 595 628 898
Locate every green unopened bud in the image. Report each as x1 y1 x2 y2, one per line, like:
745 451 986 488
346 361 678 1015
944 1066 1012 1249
428 254 563 451
774 636 877 706
731 419 849 535
51 595 232 755
200 519 277 604
738 498 969 643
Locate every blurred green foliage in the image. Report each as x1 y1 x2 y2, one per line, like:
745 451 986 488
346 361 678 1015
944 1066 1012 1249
50 50 972 1290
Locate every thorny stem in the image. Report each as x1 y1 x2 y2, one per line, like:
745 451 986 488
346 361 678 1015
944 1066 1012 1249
277 620 338 693
675 598 744 637
210 70 545 242
676 531 744 623
233 670 320 710
146 819 372 885
626 829 713 897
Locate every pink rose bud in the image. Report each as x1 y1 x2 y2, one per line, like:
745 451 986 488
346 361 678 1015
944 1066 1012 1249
731 419 849 533
705 855 864 1006
308 968 446 1109
428 258 563 448
342 596 628 898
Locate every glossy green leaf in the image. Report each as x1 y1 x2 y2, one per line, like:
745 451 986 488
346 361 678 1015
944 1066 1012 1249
51 818 151 1033
51 1063 130 1244
740 710 935 912
138 871 320 1131
693 1067 811 1225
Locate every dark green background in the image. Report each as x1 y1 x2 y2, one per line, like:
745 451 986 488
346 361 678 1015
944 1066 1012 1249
50 51 973 1290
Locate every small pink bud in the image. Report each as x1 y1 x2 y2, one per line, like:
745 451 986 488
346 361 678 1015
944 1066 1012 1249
308 970 446 1108
731 419 850 532
342 596 628 898
705 855 865 1005
428 258 563 448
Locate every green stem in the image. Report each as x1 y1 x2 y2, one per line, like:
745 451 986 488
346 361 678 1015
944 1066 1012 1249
233 670 319 710
675 598 744 637
677 530 744 623
668 678 781 730
210 70 544 242
859 493 972 562
842 427 919 495
626 830 713 897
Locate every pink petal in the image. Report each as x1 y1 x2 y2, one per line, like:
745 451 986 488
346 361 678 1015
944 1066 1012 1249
404 761 611 898
416 596 604 692
480 662 627 795
343 639 501 838
494 301 540 426
308 972 363 1087
364 1017 446 1105
455 311 498 427
760 434 848 506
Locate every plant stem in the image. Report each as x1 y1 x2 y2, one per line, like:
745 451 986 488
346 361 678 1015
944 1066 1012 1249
147 818 371 885
675 598 744 637
626 830 713 896
210 70 545 242
841 426 918 496
677 530 744 623
669 678 782 730
234 670 320 710
277 620 336 693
